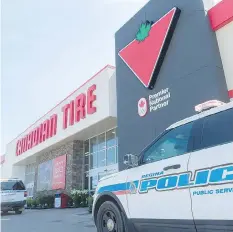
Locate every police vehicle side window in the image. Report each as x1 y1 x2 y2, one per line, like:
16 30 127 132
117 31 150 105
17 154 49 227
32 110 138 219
201 108 233 149
142 122 194 164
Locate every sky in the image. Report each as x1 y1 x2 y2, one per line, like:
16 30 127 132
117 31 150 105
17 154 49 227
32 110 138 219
1 0 149 154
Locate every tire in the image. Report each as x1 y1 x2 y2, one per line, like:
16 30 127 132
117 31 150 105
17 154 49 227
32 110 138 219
15 210 22 215
96 201 125 232
2 211 8 215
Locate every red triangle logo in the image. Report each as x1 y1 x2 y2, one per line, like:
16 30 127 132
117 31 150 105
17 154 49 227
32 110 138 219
119 7 181 89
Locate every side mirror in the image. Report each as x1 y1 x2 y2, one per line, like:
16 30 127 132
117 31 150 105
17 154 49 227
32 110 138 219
123 153 139 168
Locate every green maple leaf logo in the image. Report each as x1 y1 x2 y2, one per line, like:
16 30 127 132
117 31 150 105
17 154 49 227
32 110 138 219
136 20 153 42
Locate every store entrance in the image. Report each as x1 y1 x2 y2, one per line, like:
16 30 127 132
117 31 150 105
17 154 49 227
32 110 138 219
83 128 118 191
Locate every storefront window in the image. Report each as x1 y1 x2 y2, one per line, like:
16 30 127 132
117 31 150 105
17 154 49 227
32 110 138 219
98 133 106 151
106 129 116 148
88 129 118 169
106 147 116 166
90 137 98 153
98 150 106 167
90 152 98 169
84 128 118 190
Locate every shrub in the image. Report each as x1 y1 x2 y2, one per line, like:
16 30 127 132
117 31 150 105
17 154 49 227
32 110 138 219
26 198 33 208
71 189 88 208
38 195 45 205
67 195 73 207
32 195 55 209
46 195 55 208
31 198 38 208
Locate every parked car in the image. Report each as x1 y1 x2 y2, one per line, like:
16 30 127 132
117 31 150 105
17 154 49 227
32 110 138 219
1 178 27 214
92 100 233 232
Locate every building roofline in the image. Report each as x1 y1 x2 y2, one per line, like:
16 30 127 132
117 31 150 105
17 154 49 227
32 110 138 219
7 64 115 145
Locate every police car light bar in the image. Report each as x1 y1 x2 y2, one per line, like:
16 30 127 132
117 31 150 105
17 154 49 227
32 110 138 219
195 100 225 113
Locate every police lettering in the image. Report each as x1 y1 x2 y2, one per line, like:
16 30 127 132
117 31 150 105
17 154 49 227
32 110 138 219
139 164 233 193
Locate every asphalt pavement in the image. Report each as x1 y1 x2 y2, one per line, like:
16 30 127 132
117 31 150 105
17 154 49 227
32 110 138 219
1 208 96 232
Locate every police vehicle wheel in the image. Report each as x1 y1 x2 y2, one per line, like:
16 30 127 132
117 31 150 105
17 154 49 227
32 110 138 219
96 201 124 232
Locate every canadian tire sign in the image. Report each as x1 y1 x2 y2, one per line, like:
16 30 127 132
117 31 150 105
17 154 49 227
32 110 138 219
119 7 181 89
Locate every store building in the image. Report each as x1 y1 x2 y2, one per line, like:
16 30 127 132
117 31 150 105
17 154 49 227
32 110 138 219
1 65 118 196
1 0 232 197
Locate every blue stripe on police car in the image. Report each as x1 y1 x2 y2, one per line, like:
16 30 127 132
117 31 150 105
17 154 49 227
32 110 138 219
97 163 233 195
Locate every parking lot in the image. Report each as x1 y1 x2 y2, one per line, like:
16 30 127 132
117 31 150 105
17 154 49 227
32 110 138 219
1 208 96 232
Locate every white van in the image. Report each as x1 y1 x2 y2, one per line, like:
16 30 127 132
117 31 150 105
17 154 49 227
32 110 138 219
1 178 27 214
93 100 233 232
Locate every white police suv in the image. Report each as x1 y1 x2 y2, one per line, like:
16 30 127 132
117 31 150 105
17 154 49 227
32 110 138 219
93 100 233 232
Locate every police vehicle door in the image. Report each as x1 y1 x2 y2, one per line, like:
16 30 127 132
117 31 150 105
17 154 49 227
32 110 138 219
126 122 195 231
188 107 233 230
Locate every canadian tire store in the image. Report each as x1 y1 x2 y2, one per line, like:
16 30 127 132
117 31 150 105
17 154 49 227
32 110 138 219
1 0 233 197
2 65 118 196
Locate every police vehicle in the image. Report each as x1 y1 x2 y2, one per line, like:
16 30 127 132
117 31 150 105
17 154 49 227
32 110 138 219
93 100 233 232
1 178 27 214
